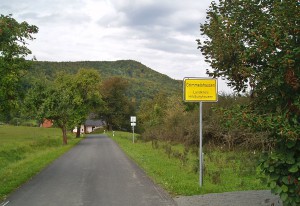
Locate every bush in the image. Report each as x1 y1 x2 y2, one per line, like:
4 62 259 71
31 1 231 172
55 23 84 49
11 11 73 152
21 120 39 127
139 94 270 152
9 118 22 126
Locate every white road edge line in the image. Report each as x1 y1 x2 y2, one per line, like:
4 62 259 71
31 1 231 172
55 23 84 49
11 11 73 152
0 201 9 206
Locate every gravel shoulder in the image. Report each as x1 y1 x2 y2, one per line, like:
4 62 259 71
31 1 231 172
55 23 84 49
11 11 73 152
174 190 282 206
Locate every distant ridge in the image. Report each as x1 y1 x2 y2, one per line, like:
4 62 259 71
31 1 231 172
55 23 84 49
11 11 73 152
29 60 182 105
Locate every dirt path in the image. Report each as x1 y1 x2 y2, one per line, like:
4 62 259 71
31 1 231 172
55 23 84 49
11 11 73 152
174 190 282 206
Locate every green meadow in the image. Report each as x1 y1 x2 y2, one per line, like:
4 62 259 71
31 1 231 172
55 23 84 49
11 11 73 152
108 131 268 196
0 125 81 201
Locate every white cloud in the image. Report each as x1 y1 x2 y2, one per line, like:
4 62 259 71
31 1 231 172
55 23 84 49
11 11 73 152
0 0 233 93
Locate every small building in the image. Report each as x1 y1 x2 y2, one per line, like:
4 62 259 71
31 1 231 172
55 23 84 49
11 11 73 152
73 119 106 134
73 125 85 134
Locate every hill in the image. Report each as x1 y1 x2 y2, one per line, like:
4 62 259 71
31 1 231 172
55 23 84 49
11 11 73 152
28 60 182 106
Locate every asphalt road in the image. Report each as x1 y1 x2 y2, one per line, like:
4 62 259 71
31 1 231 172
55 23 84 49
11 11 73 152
3 134 176 206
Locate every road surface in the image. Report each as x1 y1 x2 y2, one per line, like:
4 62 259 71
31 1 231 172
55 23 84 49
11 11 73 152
3 134 176 206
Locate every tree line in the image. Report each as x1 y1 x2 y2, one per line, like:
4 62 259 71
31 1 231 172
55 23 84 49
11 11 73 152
28 60 181 107
24 71 136 145
0 14 135 144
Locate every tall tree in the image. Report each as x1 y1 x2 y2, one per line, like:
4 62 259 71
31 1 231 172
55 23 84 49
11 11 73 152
24 70 102 144
198 0 299 110
45 75 75 144
198 1 299 205
0 14 38 119
71 69 103 137
100 77 134 131
137 92 167 133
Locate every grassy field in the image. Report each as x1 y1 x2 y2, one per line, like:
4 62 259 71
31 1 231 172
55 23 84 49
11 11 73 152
0 125 82 201
107 131 268 196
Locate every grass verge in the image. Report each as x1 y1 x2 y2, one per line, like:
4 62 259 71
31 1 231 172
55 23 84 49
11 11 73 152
107 131 268 196
0 125 82 201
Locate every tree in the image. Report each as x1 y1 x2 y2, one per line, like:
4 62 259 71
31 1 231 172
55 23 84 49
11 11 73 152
198 0 299 110
137 92 168 147
100 77 134 131
0 14 38 118
24 70 102 144
22 77 51 125
33 74 78 144
137 92 167 133
71 69 103 137
198 1 299 205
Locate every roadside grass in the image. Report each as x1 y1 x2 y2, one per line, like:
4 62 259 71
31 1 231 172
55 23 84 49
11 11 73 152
0 125 82 201
107 131 268 196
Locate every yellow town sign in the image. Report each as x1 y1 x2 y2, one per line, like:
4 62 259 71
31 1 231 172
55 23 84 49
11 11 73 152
183 78 218 102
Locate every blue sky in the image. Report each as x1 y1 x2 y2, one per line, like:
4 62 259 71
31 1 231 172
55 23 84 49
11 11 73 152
0 0 233 93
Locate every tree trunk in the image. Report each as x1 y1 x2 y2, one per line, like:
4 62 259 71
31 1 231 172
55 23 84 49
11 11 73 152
76 125 81 138
108 124 112 131
62 126 68 145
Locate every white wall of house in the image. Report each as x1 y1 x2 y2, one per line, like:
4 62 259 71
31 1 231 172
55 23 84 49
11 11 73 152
85 126 93 133
73 125 103 134
72 125 85 134
85 126 102 133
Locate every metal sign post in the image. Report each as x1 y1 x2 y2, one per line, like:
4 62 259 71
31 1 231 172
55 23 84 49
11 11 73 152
131 122 136 143
130 116 136 143
133 125 134 143
199 101 203 187
183 77 218 188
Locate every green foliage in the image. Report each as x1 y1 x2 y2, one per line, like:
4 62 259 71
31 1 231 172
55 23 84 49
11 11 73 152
198 0 299 95
0 14 38 117
198 1 299 204
138 93 260 151
19 60 181 133
24 69 102 144
214 105 300 205
28 60 181 106
22 77 51 123
70 69 103 131
41 74 77 144
138 92 167 133
100 77 134 131
260 143 300 205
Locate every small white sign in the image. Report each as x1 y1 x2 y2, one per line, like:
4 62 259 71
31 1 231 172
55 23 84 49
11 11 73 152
131 122 136 126
130 116 136 123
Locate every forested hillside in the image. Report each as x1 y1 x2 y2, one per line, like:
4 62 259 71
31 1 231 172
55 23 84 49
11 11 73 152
28 60 182 105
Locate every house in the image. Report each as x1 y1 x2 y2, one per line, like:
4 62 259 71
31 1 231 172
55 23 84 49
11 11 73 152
73 119 106 134
73 125 85 134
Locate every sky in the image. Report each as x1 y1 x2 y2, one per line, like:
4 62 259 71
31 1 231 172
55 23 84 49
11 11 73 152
0 0 233 93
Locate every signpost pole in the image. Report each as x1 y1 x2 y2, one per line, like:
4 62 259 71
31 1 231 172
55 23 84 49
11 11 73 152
199 101 203 187
130 116 136 144
183 77 218 188
132 126 135 143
